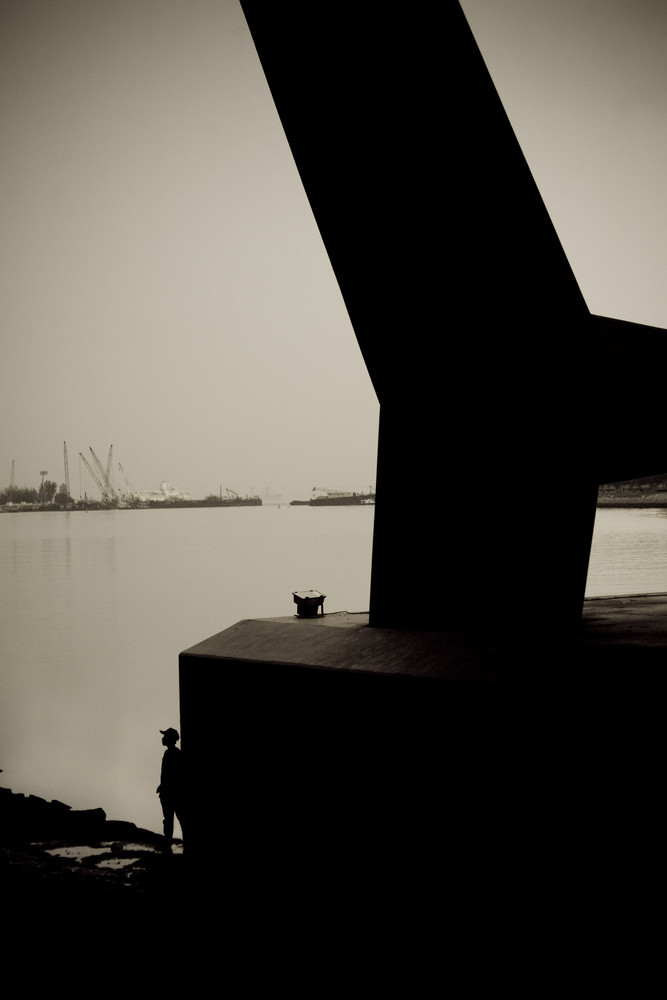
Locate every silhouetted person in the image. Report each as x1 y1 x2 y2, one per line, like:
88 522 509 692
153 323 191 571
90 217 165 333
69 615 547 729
156 727 184 851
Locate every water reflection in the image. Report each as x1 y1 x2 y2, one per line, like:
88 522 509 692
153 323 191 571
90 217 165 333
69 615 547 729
1 506 374 833
586 507 667 596
2 505 664 833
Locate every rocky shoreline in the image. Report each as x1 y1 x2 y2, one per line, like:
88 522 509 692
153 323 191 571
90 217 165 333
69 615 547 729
1 785 185 917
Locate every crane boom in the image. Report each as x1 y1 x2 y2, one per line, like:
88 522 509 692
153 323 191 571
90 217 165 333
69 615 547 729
63 442 70 494
105 445 113 497
79 452 107 498
118 463 134 496
89 447 107 483
89 447 117 500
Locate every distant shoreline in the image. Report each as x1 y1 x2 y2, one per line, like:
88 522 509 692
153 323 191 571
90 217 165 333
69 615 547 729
597 492 667 508
3 493 667 512
1 498 263 512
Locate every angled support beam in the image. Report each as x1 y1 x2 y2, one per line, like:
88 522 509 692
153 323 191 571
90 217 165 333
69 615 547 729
179 8 667 928
240 1 667 630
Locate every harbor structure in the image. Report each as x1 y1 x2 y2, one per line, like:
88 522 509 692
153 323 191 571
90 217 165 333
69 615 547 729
1 444 265 510
290 486 375 506
180 1 667 943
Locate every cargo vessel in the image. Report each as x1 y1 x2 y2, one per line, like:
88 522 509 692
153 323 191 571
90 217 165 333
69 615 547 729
145 494 262 508
290 487 375 507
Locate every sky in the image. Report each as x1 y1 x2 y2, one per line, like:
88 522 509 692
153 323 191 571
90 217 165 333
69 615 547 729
460 0 667 331
0 0 379 503
2 0 667 503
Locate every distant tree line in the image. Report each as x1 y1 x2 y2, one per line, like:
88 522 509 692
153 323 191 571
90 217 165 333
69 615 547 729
1 481 74 505
599 473 667 492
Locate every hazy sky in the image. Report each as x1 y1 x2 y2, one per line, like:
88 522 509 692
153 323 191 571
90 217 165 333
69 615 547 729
0 0 378 502
460 0 667 330
2 1 667 501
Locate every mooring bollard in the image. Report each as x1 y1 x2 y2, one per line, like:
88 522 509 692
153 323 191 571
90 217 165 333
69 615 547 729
292 590 326 617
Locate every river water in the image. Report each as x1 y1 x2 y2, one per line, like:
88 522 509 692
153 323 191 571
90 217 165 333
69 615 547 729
0 504 374 834
1 504 666 835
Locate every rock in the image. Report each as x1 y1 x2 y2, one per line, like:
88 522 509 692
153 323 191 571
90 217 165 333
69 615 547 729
1 786 108 841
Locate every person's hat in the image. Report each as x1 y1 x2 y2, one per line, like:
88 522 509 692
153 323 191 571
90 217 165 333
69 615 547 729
160 727 179 741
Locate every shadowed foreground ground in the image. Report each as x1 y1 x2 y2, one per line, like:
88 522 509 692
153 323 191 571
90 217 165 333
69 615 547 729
3 595 666 978
1 833 185 904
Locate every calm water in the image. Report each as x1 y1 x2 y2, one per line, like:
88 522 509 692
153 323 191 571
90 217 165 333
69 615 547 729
0 504 374 834
1 504 666 834
585 506 667 597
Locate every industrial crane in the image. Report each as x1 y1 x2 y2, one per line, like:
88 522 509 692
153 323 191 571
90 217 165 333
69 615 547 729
118 463 135 499
63 442 70 495
89 446 118 502
105 445 114 498
79 452 108 499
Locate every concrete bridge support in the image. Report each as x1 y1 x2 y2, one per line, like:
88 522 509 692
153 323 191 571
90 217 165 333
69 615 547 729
179 3 667 952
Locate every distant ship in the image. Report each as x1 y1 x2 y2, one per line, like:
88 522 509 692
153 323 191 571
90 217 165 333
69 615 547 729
290 487 375 507
133 484 262 508
144 491 262 509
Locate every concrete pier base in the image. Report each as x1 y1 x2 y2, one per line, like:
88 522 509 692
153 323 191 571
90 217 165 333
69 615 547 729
179 595 666 935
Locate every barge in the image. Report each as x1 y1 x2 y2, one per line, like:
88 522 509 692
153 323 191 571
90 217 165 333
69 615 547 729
290 488 375 507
